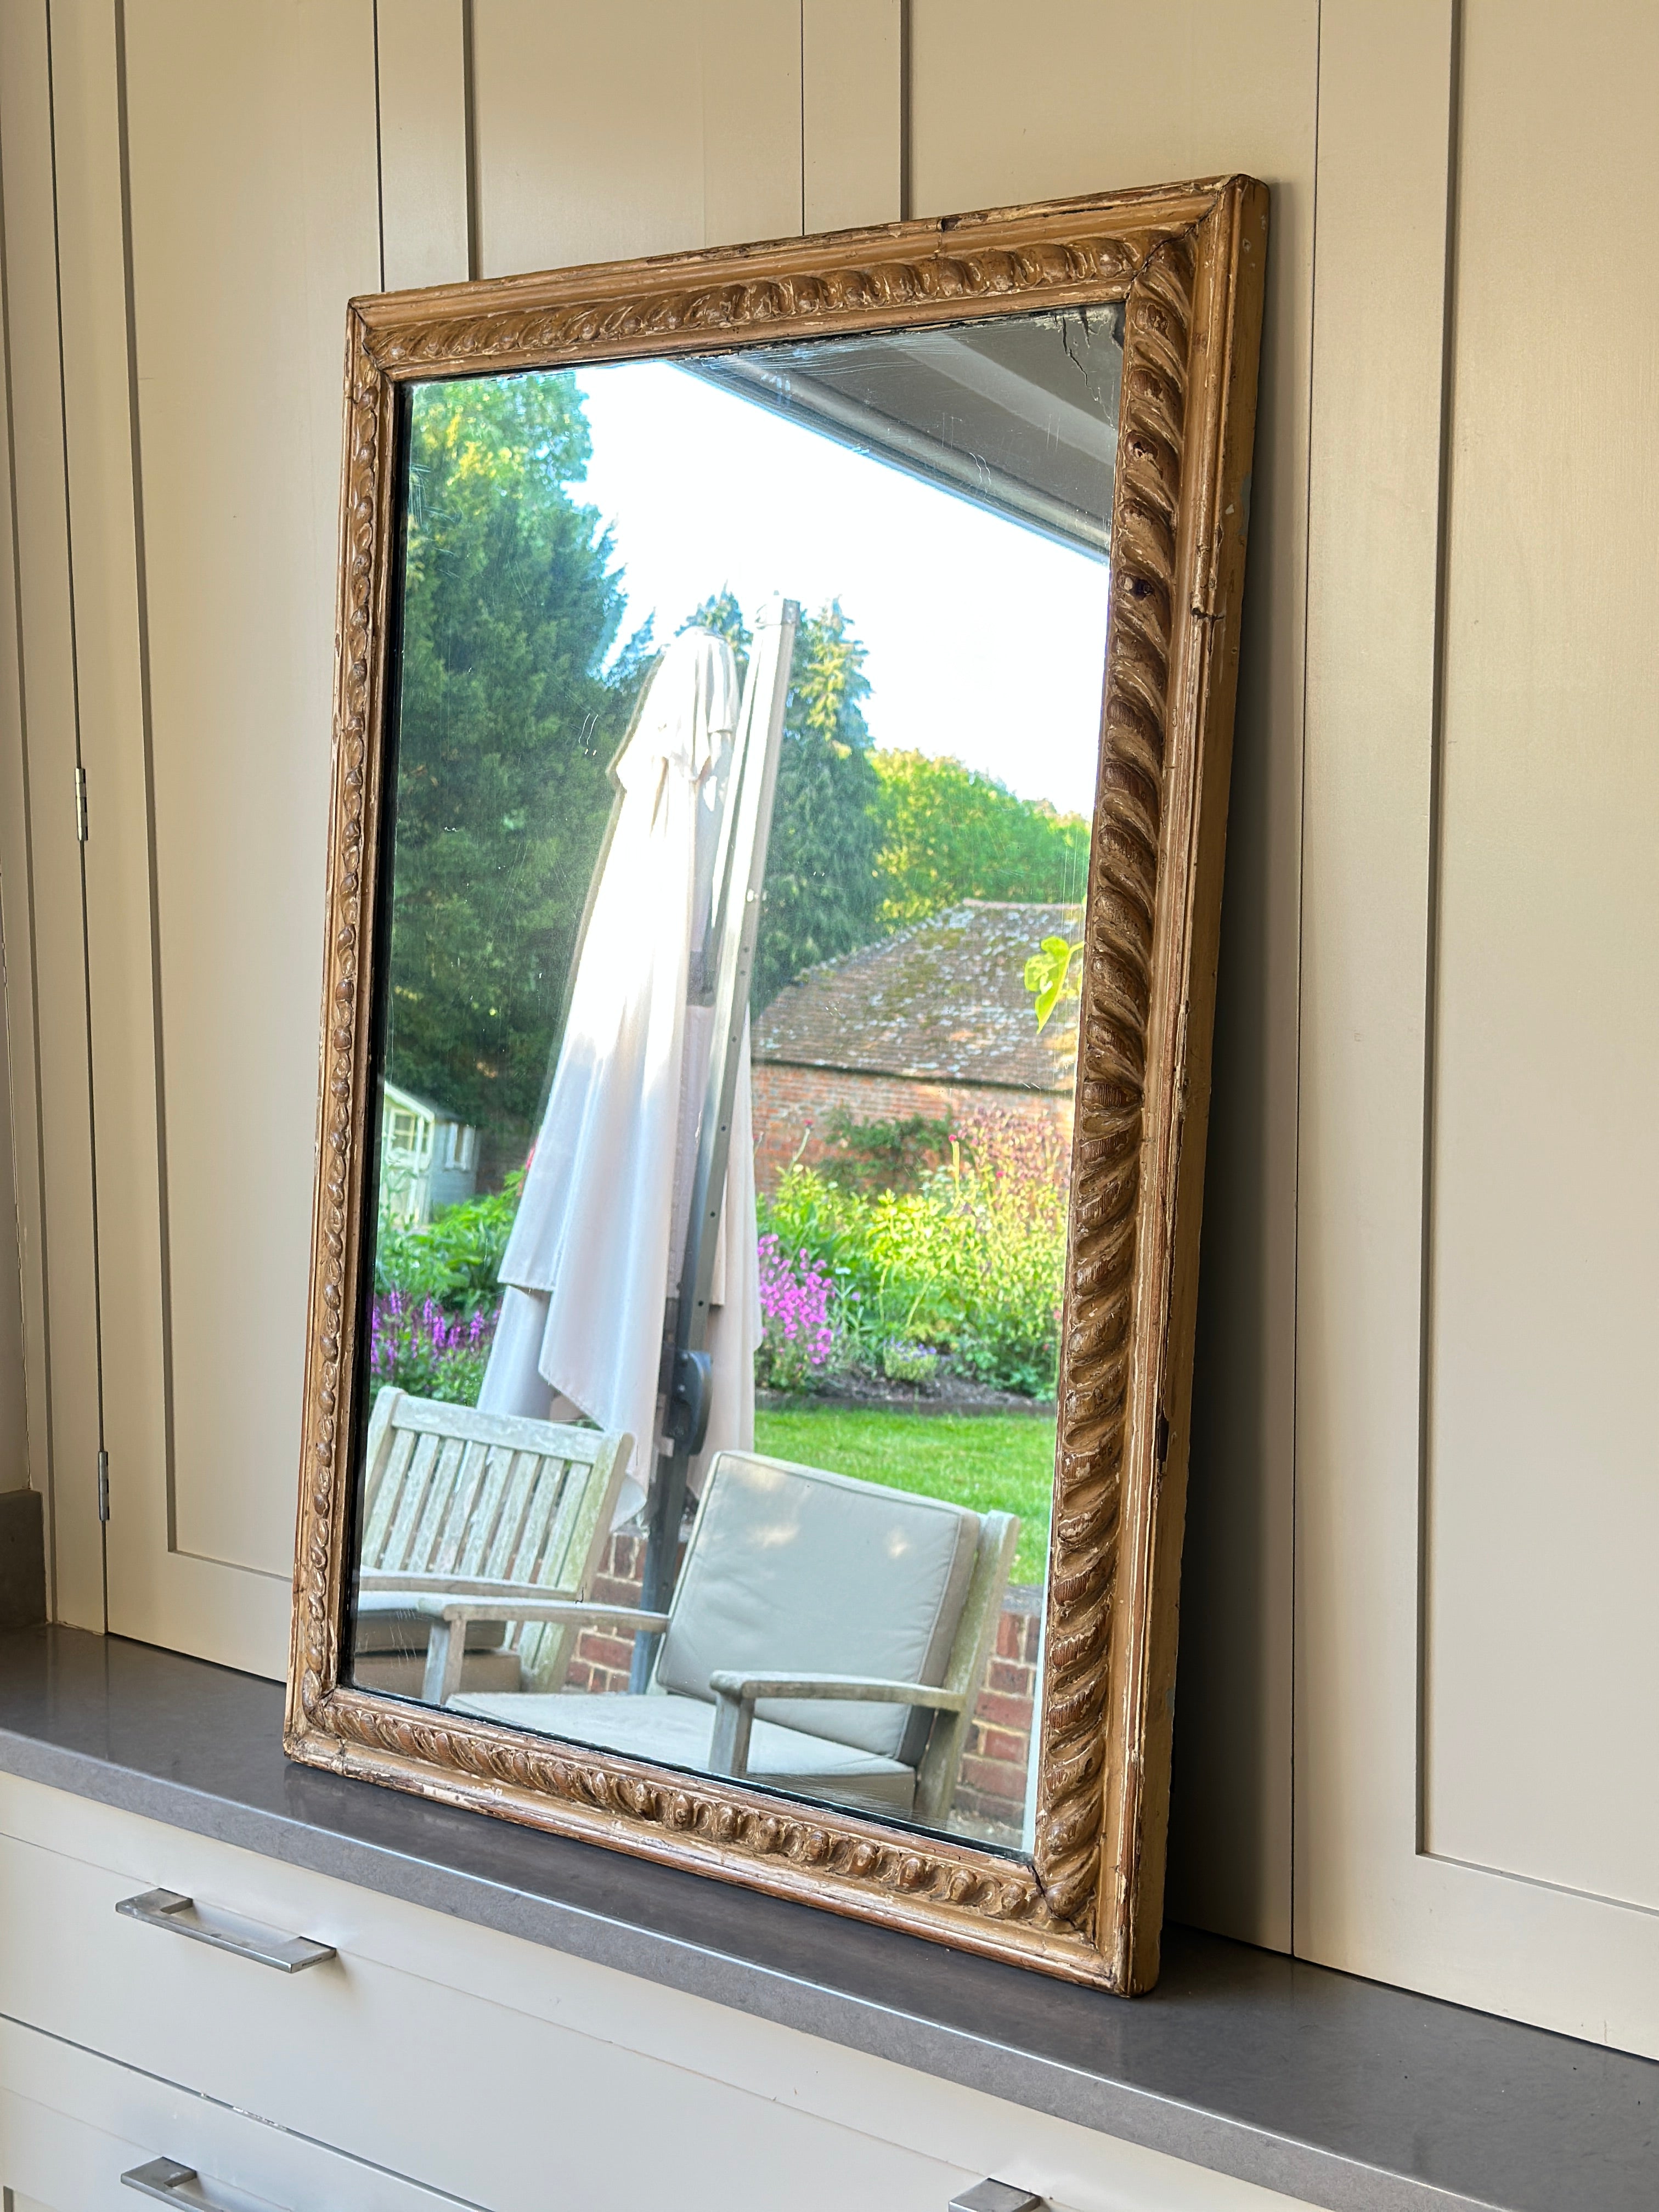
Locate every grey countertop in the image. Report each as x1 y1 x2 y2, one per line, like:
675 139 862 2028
0 1626 1649 2212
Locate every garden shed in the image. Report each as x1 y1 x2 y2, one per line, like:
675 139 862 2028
379 1080 480 1225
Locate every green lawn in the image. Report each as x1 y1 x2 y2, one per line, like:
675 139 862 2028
751 1406 1053 1584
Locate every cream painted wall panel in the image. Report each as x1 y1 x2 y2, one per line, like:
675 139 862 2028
1296 0 1453 1974
0 1012 26 1491
1423 1 1659 1908
907 0 1316 1951
0 45 29 1500
1296 0 1659 2056
471 0 802 279
0 240 32 1497
701 0 804 250
46 0 380 1673
0 2 105 1625
120 1 382 1590
376 0 470 290
803 0 901 231
472 0 695 273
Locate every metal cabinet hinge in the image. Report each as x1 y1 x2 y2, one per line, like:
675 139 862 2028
75 762 88 843
97 1448 109 1522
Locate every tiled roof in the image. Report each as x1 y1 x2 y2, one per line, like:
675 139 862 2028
753 900 1081 1093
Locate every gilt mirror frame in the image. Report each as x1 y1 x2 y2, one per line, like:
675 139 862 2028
285 174 1267 1995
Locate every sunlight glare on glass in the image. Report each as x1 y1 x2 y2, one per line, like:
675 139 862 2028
575 360 1109 817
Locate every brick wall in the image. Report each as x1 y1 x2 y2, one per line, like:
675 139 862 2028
951 1586 1042 1832
562 1527 649 1696
562 1531 1041 1838
749 1060 1071 1195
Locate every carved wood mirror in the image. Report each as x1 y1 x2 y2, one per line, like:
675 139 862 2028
286 177 1266 1994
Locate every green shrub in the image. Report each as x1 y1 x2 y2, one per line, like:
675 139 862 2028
374 1173 523 1314
817 1110 953 1197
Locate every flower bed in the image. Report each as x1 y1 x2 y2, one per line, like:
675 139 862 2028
756 1105 1068 1400
369 1289 496 1403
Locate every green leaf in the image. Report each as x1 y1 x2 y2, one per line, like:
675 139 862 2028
1023 935 1082 1033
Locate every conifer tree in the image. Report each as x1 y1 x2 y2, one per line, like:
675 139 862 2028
682 593 883 1010
387 372 650 1163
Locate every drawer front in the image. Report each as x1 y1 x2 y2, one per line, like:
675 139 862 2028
0 1775 1310 2212
0 2017 448 2211
0 1791 968 2211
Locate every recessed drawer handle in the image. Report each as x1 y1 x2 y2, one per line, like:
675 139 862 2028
122 2158 284 2210
949 2186 1046 2212
115 1887 335 1973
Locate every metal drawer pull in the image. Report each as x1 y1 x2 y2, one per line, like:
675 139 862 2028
115 1887 335 1973
122 2158 283 2210
949 2186 1046 2212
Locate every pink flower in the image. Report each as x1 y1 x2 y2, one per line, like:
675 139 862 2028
757 1233 836 1375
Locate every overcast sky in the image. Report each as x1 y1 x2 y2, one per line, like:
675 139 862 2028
574 360 1110 819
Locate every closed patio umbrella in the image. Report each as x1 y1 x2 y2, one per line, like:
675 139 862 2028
477 625 768 1525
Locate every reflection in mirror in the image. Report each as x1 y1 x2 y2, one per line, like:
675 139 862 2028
347 307 1122 1853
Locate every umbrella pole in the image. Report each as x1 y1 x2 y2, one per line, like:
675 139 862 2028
631 597 799 1688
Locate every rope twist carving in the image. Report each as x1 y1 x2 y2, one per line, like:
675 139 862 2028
1034 238 1195 1925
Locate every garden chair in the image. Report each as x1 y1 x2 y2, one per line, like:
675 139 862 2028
399 1449 1017 1826
349 1387 631 1703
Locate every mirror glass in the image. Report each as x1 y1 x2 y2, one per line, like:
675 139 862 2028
346 305 1122 1853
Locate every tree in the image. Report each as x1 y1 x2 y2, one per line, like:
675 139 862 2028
759 600 884 1005
387 372 649 1167
684 594 884 1010
869 751 1091 926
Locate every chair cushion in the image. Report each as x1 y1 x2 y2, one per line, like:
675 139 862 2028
654 1451 978 1762
450 1690 917 1818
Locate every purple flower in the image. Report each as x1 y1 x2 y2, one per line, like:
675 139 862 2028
368 1290 500 1402
757 1234 836 1376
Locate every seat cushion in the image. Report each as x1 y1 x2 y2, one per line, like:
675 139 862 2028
449 1690 918 1818
653 1451 978 1762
